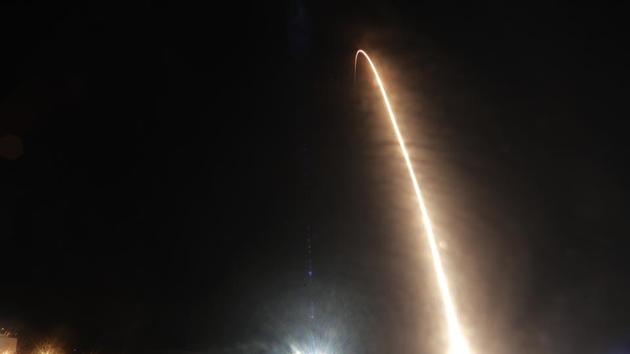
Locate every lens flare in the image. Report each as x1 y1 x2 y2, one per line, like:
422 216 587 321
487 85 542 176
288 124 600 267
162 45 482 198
354 50 471 354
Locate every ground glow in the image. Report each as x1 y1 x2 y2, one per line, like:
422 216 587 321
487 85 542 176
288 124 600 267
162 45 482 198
290 342 332 354
354 49 472 354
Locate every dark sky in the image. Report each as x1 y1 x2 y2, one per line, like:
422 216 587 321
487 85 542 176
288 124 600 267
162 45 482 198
1 1 629 353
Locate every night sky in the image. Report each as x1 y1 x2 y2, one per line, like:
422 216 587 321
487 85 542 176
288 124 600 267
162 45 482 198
1 1 629 354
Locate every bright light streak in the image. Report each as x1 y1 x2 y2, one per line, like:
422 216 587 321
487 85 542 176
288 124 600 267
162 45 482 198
355 50 471 354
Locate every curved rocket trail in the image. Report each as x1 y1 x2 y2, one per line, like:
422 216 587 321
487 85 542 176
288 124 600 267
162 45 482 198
354 50 471 354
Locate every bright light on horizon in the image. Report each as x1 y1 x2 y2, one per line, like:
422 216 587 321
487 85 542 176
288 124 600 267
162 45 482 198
290 344 330 354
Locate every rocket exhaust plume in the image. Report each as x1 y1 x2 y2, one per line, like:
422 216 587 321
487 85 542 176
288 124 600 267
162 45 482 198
354 50 472 354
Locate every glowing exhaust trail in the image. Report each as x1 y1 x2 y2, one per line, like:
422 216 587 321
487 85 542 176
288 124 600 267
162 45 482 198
354 50 471 354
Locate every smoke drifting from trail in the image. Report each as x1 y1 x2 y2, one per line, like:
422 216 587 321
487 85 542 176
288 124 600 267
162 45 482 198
354 49 472 354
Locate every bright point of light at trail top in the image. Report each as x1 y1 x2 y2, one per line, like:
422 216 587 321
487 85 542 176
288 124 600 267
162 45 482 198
354 50 472 354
